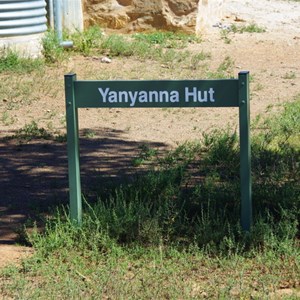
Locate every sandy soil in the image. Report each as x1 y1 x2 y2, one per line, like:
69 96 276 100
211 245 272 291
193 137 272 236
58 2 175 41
0 0 300 269
225 0 300 36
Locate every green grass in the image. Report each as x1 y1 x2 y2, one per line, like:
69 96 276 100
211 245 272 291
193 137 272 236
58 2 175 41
0 29 209 77
131 144 158 167
42 29 70 63
68 26 103 56
1 111 15 126
4 121 66 142
99 34 137 57
221 23 266 44
1 98 299 299
43 28 200 58
133 31 200 48
1 237 299 299
230 23 266 34
0 50 44 73
40 28 208 69
253 96 300 148
207 56 235 78
96 32 206 69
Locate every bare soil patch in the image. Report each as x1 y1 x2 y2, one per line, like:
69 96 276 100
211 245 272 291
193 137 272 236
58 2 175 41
0 0 300 269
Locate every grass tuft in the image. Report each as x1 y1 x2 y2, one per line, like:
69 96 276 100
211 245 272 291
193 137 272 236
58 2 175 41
42 30 66 63
40 28 206 68
0 50 44 73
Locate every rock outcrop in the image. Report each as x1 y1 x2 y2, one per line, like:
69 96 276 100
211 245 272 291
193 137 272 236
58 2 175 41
196 0 224 34
83 0 224 33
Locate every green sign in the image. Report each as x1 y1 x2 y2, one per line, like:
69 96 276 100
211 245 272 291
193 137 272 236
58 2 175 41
74 79 239 108
65 72 252 230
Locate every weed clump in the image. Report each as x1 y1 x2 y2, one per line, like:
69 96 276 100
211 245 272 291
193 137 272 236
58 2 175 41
41 28 206 68
0 50 44 73
27 99 300 255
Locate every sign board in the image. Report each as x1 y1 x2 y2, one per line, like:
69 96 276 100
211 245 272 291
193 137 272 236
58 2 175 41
65 72 252 230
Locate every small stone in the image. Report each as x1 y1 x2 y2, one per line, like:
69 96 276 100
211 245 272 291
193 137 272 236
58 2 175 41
101 56 112 63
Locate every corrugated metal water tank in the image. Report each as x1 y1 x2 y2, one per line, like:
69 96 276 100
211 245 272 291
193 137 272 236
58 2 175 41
0 0 47 57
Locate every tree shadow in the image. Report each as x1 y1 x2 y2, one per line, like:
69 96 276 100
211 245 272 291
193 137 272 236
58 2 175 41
0 127 167 243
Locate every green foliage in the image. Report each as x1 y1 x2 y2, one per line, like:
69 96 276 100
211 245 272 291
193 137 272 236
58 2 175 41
160 141 201 167
86 168 184 245
220 29 232 44
98 33 188 61
24 98 300 252
42 30 65 63
1 111 15 126
221 23 265 44
41 29 206 67
96 33 208 68
207 56 235 78
132 144 158 166
100 34 135 57
189 51 212 69
254 97 300 148
1 97 300 299
251 98 300 216
83 129 96 138
202 129 239 176
69 26 103 55
133 31 199 48
217 56 235 73
0 50 44 73
15 121 51 140
43 27 103 60
8 121 66 142
230 23 266 34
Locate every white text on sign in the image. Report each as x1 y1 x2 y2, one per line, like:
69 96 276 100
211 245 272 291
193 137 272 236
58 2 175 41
98 87 216 107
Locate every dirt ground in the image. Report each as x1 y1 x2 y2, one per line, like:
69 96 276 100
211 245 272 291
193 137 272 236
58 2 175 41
0 0 300 269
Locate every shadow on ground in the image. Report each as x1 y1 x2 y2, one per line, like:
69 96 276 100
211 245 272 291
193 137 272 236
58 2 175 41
0 127 167 243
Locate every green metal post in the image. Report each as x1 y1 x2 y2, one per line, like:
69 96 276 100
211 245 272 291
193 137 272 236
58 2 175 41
65 73 82 224
238 71 252 231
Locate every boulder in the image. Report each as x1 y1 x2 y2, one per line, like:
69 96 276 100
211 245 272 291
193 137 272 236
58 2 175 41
83 0 224 33
196 0 224 34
